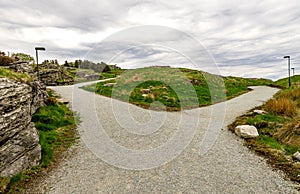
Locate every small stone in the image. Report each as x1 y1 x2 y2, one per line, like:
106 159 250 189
140 89 151 93
235 125 259 139
57 98 69 104
253 110 267 115
104 83 116 87
293 151 300 161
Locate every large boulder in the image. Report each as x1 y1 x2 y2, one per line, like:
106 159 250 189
235 125 259 139
0 78 47 177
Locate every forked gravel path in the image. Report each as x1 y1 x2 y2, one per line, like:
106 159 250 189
29 83 299 193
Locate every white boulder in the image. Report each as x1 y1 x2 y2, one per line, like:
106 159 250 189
253 110 267 115
235 125 259 139
293 151 300 161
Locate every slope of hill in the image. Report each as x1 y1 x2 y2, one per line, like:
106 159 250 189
275 75 300 88
82 67 273 111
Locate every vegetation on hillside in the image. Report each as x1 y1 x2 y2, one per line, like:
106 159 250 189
229 87 300 185
11 53 34 63
275 75 300 88
0 52 14 66
0 67 31 82
82 67 272 111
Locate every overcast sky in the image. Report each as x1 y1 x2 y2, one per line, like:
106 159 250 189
1 0 300 80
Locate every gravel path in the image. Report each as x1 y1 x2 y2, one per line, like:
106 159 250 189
32 83 299 193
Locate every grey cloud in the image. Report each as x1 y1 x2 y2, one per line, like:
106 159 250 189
1 0 300 79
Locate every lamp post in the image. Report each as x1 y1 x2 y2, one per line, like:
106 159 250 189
291 67 295 76
284 56 291 87
35 47 46 81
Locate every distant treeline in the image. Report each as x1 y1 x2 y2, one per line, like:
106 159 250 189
64 60 119 73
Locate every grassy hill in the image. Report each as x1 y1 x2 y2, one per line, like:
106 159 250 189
274 75 300 88
82 67 273 111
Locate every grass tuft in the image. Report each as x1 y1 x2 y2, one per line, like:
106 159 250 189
265 98 297 117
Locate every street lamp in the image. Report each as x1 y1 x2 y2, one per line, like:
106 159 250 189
35 47 46 81
291 67 295 76
283 56 291 87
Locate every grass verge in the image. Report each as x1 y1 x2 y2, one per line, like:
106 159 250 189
228 88 300 188
1 89 78 194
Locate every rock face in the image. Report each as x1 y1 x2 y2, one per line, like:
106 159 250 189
0 78 47 177
235 125 259 139
9 61 34 74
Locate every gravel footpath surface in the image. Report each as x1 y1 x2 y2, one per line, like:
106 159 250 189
30 83 300 193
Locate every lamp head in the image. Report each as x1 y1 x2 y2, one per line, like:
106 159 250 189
35 47 46 51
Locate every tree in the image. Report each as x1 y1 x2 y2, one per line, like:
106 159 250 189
64 60 69 67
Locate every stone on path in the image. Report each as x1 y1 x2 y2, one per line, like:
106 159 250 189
235 125 259 139
253 109 267 115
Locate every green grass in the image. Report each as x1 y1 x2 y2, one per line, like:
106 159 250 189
99 68 125 79
259 135 283 150
32 104 74 132
247 114 287 126
32 102 75 167
284 145 299 155
0 67 31 82
82 67 272 111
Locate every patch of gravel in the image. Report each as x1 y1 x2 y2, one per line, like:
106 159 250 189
27 84 300 193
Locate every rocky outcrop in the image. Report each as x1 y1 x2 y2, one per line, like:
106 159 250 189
0 78 47 177
9 61 34 74
235 125 259 139
39 62 74 86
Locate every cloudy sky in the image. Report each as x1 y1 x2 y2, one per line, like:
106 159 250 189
1 0 300 80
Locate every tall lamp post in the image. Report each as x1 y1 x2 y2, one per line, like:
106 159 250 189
284 56 291 87
35 47 46 81
291 67 295 76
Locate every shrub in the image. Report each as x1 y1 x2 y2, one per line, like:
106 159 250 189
265 98 297 117
0 55 14 66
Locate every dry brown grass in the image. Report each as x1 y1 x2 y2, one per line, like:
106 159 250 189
265 98 297 117
278 88 300 106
